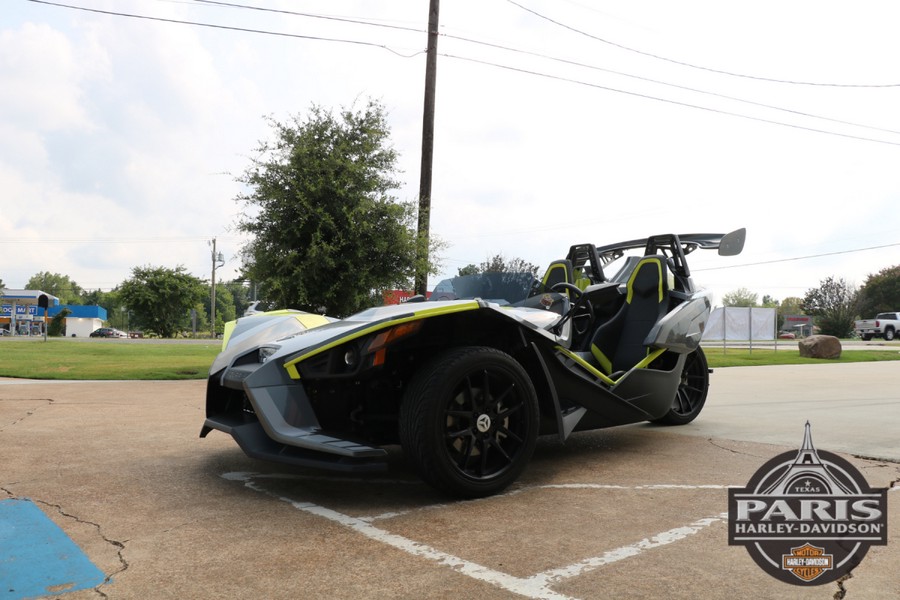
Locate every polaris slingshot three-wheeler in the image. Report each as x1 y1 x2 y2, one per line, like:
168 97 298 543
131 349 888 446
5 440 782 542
201 229 745 497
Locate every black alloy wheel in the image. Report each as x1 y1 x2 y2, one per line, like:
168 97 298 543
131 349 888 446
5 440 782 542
653 347 709 425
399 346 539 498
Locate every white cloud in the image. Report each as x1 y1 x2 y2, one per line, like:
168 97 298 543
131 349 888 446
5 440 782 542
2 0 899 308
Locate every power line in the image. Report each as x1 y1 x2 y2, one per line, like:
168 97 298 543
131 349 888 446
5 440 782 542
443 52 900 147
506 0 900 88
25 0 425 58
189 0 423 34
438 33 900 138
26 0 900 146
695 241 900 271
180 0 900 137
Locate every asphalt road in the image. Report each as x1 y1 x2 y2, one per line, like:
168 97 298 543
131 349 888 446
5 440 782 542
1 363 897 600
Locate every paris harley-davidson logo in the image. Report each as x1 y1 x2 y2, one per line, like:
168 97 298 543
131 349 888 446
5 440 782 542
728 422 888 585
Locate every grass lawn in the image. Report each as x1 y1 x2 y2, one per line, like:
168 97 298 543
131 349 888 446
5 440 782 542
703 346 900 367
1 338 899 380
0 339 221 380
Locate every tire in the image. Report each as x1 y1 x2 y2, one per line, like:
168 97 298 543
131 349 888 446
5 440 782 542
884 328 895 341
652 348 709 426
862 334 873 341
399 346 539 498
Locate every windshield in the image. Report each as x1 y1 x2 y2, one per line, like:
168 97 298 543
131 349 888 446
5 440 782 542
430 272 537 305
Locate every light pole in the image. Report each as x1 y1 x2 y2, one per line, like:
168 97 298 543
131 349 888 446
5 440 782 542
210 238 225 339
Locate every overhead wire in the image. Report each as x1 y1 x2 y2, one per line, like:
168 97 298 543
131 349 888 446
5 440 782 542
505 0 900 88
189 0 423 33
25 0 425 58
694 241 900 271
436 34 900 138
442 52 900 147
25 0 900 145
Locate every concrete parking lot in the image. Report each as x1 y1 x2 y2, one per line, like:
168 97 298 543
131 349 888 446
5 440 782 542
1 363 897 599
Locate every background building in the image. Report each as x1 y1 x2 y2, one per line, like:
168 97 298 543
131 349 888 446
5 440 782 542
1 289 106 337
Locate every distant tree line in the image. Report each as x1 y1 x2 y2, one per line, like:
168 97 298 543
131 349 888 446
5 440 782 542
720 266 900 337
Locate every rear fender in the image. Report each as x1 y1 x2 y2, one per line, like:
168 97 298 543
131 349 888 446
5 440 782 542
646 293 711 353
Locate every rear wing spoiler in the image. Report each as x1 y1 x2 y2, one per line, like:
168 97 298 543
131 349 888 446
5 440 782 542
579 228 745 281
594 229 745 260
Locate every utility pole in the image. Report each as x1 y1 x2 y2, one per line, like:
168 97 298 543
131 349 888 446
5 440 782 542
210 238 224 339
415 0 440 296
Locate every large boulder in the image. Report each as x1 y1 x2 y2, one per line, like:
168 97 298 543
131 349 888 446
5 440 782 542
798 335 842 359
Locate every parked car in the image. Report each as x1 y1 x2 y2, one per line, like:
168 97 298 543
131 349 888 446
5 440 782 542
90 327 128 338
201 228 746 498
854 312 900 341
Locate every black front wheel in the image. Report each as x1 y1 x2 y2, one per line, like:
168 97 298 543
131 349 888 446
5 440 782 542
399 347 539 498
652 348 709 426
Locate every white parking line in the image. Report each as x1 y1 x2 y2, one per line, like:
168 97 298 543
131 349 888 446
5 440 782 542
223 472 729 599
525 513 729 588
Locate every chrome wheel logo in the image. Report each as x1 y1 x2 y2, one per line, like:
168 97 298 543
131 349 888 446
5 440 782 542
476 414 492 433
728 422 888 585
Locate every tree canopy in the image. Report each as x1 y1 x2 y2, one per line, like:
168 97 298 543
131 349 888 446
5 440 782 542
857 264 900 316
802 276 859 337
721 287 758 307
235 100 429 317
458 254 540 277
119 266 206 338
25 271 84 304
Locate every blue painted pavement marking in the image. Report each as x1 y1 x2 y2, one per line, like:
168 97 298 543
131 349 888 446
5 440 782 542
0 499 106 599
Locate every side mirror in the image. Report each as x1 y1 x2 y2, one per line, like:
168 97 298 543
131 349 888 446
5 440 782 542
718 228 746 256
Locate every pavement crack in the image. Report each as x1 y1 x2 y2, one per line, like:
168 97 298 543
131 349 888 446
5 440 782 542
850 454 900 465
832 572 852 599
33 499 129 593
0 398 54 431
706 438 767 458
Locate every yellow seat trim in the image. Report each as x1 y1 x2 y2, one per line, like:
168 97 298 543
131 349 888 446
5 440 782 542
626 257 664 304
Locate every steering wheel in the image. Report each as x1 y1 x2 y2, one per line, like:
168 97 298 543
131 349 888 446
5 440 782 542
550 283 592 336
550 282 583 300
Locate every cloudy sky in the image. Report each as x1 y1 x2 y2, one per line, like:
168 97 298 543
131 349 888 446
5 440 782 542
3 0 900 306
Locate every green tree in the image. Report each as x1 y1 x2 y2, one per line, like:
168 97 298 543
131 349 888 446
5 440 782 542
857 265 900 316
190 302 209 335
777 296 805 331
224 280 254 318
721 287 758 307
25 272 84 304
119 266 206 338
779 297 804 315
236 100 434 317
802 277 859 337
48 308 71 337
204 283 236 335
83 289 125 325
460 254 540 277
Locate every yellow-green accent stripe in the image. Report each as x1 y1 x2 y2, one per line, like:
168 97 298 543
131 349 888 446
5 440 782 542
556 345 668 385
633 347 666 369
283 301 481 379
590 344 612 375
555 346 617 386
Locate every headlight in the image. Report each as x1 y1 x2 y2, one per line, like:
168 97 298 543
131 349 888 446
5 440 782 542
258 345 280 363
